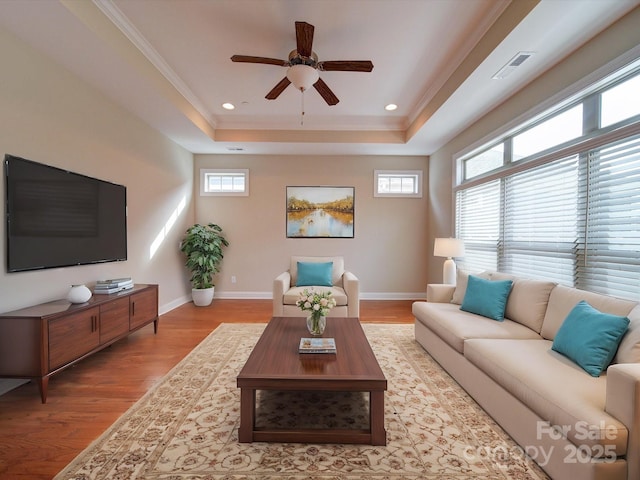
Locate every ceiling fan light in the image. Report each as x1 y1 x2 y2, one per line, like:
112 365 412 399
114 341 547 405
286 64 319 91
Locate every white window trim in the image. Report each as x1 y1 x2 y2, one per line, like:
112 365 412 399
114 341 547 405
453 45 640 183
200 168 249 196
374 170 423 198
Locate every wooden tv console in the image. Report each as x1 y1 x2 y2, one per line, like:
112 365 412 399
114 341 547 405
0 284 158 403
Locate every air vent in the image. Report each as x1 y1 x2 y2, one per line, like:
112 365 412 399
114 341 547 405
492 51 535 80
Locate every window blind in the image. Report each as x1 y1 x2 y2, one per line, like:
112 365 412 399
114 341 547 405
503 155 578 286
456 180 500 273
577 134 640 298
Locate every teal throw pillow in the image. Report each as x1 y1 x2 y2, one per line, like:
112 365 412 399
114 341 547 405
552 300 630 377
296 261 333 287
460 275 513 321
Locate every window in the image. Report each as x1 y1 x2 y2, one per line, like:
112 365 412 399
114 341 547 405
601 74 640 127
512 105 583 160
577 135 640 298
455 65 640 300
463 143 504 181
374 170 423 198
455 180 501 272
501 155 578 286
200 169 249 196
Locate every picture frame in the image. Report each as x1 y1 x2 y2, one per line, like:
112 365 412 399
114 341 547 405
286 186 354 238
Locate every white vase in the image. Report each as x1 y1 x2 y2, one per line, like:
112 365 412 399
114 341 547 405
192 287 214 306
67 284 92 304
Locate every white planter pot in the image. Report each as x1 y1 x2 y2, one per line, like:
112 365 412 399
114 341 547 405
192 287 214 306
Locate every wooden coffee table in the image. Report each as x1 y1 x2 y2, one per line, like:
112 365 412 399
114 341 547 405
237 317 387 445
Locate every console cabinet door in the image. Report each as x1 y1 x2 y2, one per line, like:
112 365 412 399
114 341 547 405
99 297 130 344
48 307 100 370
129 288 158 330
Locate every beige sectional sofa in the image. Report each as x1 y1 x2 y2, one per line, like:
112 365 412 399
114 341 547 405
412 271 640 480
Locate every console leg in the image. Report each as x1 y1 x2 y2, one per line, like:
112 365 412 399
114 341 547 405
37 376 49 404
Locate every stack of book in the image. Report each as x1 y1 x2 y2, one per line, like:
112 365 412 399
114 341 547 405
94 277 133 295
298 337 337 354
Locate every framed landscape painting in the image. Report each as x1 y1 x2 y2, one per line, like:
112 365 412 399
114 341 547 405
286 186 354 238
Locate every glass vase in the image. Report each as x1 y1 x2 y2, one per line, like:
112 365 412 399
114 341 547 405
306 314 326 336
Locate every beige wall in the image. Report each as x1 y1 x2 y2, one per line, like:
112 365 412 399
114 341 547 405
195 154 429 299
0 26 195 314
427 6 640 285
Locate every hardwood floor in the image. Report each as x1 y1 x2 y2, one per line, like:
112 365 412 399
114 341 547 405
0 299 415 479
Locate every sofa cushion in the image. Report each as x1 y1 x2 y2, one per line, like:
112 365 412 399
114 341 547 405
464 338 628 456
540 284 636 340
290 256 345 287
451 270 491 305
460 275 513 321
616 304 640 364
552 301 630 377
295 261 333 287
491 273 556 333
283 286 348 307
412 302 541 353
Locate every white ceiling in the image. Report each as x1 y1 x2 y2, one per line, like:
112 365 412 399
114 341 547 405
0 0 638 156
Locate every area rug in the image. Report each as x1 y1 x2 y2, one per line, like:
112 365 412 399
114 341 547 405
54 323 549 479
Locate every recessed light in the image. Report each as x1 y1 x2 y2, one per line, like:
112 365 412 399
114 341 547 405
385 103 398 111
222 103 235 110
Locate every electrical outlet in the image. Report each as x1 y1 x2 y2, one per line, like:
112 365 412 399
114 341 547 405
231 275 237 284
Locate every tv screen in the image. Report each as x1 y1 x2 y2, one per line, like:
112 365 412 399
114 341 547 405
4 154 127 272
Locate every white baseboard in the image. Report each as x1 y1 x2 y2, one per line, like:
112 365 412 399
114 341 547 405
361 292 425 300
0 379 29 396
159 295 191 315
215 291 272 299
214 291 425 301
161 291 425 315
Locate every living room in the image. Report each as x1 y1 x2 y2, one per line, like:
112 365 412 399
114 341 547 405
1 1 640 479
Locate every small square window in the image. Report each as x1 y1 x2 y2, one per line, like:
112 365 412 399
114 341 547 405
200 169 249 196
374 170 423 198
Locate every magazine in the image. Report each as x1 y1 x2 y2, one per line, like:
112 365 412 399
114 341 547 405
299 337 337 354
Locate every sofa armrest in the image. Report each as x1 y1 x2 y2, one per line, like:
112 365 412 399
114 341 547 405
343 271 360 318
606 363 640 479
426 284 455 303
272 271 291 316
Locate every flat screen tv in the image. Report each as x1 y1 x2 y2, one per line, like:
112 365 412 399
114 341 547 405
4 154 127 272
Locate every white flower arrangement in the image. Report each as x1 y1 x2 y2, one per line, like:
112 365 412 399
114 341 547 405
296 288 337 318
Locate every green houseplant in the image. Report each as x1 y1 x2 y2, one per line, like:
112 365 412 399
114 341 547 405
180 223 229 306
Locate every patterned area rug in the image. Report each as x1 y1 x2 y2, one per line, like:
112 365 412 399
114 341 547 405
55 323 549 479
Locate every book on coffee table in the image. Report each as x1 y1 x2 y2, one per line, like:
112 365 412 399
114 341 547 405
299 337 336 354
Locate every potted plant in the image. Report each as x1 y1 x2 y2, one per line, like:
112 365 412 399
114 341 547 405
180 223 229 306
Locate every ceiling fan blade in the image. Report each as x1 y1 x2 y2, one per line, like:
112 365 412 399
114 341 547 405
318 60 374 72
295 21 314 58
266 77 291 100
231 55 288 66
313 78 339 106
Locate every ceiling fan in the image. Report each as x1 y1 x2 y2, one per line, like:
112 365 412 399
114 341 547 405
231 21 373 106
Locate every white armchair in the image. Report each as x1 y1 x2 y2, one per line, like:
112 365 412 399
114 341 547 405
273 255 360 317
